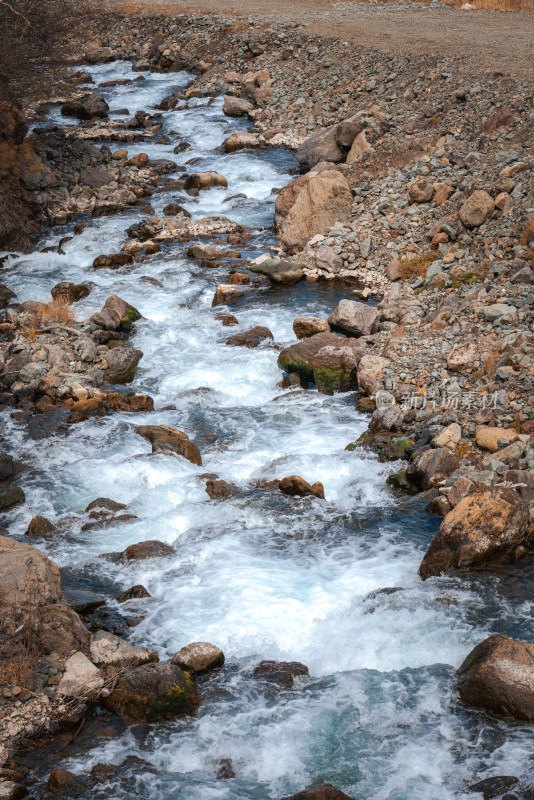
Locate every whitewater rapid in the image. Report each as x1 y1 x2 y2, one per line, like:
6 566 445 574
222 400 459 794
2 61 533 800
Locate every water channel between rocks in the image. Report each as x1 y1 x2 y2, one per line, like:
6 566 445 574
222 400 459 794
2 61 534 800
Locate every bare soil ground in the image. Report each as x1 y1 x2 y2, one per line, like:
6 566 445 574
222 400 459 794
110 0 534 81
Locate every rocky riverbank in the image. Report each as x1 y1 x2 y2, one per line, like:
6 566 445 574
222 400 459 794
0 5 534 799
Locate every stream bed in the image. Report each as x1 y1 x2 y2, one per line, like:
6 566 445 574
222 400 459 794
2 62 534 800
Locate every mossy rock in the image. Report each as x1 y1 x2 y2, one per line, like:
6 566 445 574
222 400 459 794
387 468 410 491
120 304 142 332
105 663 201 720
348 431 415 462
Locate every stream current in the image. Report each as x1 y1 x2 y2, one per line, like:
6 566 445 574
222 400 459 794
2 61 534 800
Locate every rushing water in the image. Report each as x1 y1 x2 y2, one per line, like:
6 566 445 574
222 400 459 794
2 62 534 800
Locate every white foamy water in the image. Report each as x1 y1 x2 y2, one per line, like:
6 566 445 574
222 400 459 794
2 62 533 800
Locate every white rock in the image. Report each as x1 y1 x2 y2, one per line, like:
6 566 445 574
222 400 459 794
90 630 158 668
57 652 104 698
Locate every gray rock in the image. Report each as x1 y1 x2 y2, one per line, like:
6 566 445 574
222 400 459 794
328 299 380 337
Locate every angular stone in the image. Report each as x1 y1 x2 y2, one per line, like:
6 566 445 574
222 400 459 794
57 651 104 697
328 300 380 338
278 332 365 394
406 448 459 491
293 317 330 339
90 630 158 668
171 642 225 675
419 487 529 579
475 426 518 453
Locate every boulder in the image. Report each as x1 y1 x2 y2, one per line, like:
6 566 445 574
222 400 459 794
0 535 60 613
122 540 175 562
457 634 534 721
297 128 345 171
281 786 355 800
459 190 495 228
419 487 529 579
346 130 373 164
24 514 57 539
225 326 273 348
279 475 324 500
104 662 201 720
368 405 403 434
293 318 330 339
409 180 435 204
406 448 459 492
212 284 245 307
61 93 109 119
447 342 477 372
223 132 259 152
475 426 518 453
0 783 28 800
184 172 228 190
102 347 143 384
136 425 202 465
356 355 390 396
205 478 236 500
171 642 225 675
89 295 141 332
432 423 462 451
0 485 25 512
128 152 149 168
222 96 254 117
253 660 309 688
278 331 365 394
57 651 104 697
93 252 133 269
47 768 82 794
117 584 151 603
248 258 302 283
51 282 90 303
90 630 158 668
39 603 91 657
328 300 380 338
277 171 353 253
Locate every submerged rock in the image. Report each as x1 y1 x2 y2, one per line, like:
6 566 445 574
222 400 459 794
419 487 529 579
253 660 309 688
281 785 355 800
136 424 202 465
184 172 228 190
225 326 274 348
122 540 175 562
205 478 236 499
105 662 201 720
457 634 534 721
117 584 151 603
47 768 83 794
171 642 225 675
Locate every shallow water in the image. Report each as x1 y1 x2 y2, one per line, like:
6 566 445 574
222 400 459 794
2 62 534 800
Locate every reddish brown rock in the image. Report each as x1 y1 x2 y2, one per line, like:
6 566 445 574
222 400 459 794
419 487 529 579
253 660 309 688
136 425 202 465
279 475 325 500
457 634 534 721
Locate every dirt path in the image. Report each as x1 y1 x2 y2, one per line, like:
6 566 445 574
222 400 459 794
113 0 534 81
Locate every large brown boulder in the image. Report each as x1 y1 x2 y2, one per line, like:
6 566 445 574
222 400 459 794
183 172 228 190
89 295 141 332
225 326 273 348
328 300 380 338
459 190 495 228
293 318 330 339
278 332 365 394
105 662 201 720
276 171 353 253
406 448 459 491
102 347 143 384
0 535 60 618
281 785 355 800
38 603 91 657
297 128 345 171
136 425 202 465
419 487 529 579
457 634 534 721
222 96 254 117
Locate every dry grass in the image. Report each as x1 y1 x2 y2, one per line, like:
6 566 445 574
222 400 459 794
400 252 436 279
28 298 76 330
449 260 491 285
483 340 500 378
